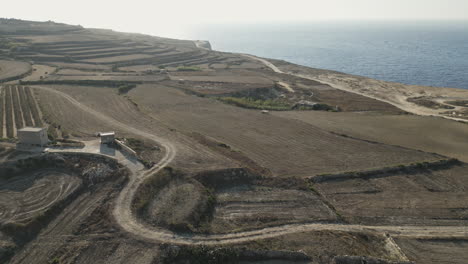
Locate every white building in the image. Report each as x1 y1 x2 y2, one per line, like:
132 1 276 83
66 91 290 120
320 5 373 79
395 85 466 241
17 127 48 146
99 132 115 144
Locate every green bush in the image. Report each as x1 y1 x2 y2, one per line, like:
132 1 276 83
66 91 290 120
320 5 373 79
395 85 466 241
218 97 291 111
118 84 136 94
177 66 201 71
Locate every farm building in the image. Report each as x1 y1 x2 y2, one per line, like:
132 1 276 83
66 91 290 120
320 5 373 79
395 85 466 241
99 132 115 144
17 127 48 147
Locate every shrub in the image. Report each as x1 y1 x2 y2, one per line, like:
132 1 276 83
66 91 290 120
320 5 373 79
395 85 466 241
177 66 201 71
218 97 291 111
118 84 136 94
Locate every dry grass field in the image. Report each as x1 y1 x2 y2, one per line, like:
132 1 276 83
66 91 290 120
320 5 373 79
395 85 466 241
129 84 441 177
396 238 468 264
275 111 468 162
0 19 466 264
0 61 31 82
312 162 468 226
210 185 338 233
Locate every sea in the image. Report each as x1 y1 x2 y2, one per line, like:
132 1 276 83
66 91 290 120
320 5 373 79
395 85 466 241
186 21 468 89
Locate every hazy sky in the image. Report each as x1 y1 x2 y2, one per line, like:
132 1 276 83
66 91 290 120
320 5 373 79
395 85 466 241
1 0 468 38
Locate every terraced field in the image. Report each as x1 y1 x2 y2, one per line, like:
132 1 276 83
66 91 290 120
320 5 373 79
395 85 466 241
0 85 43 138
211 185 338 233
313 162 468 226
1 19 467 264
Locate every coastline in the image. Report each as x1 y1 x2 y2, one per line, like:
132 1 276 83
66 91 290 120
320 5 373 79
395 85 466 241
222 48 468 123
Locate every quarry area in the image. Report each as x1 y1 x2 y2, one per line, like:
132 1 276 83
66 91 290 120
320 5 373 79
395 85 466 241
0 18 467 264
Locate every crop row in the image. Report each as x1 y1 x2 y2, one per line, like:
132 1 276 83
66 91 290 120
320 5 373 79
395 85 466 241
17 86 34 127
4 86 13 138
0 86 43 138
24 87 43 127
0 87 3 138
11 86 24 129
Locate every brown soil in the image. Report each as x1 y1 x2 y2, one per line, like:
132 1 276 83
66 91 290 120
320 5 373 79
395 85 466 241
1 19 467 264
274 111 468 162
0 60 31 82
129 84 440 178
396 238 468 264
313 163 468 226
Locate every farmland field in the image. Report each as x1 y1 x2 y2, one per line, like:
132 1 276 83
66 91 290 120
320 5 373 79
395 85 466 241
274 111 468 162
313 162 468 226
0 86 44 138
0 60 31 82
0 18 467 264
129 84 441 177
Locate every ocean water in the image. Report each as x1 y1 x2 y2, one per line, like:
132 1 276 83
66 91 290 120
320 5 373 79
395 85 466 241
187 21 468 89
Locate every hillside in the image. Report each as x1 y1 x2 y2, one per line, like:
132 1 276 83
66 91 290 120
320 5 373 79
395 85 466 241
0 19 467 264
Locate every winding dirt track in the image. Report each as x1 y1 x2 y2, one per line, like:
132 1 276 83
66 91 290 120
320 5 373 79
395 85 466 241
243 54 468 123
33 86 468 246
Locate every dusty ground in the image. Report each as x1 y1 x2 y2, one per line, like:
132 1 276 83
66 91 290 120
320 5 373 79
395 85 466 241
313 162 468 226
129 83 441 177
396 238 468 264
0 169 81 225
0 60 31 82
275 111 468 162
0 19 467 264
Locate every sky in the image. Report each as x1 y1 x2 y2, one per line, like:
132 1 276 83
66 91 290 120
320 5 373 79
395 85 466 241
1 0 468 38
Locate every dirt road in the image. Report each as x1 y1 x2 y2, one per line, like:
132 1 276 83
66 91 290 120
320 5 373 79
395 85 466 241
243 54 468 123
33 86 468 246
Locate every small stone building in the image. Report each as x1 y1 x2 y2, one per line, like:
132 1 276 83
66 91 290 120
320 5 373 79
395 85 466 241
17 127 48 146
99 132 115 144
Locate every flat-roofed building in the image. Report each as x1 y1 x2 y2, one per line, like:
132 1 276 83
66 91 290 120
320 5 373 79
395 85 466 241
99 132 115 144
17 127 48 146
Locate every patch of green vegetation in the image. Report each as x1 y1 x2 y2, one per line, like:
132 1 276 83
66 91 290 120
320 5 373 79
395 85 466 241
117 84 136 94
49 258 60 264
0 37 23 51
177 66 201 71
295 103 338 111
47 125 58 142
0 138 16 143
19 79 142 88
218 97 292 111
161 245 240 264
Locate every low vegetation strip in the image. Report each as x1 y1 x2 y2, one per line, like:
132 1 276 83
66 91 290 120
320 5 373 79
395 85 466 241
24 86 42 127
4 86 14 138
311 158 461 183
117 84 136 94
176 66 201 71
20 79 142 88
160 245 312 264
218 97 291 111
0 87 4 137
17 86 33 127
11 86 24 129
